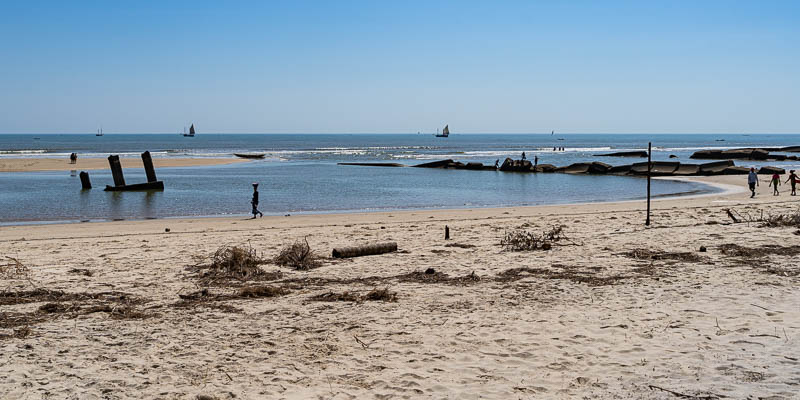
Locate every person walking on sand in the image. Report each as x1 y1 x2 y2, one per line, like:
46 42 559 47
69 153 77 164
251 183 263 218
748 168 759 198
785 170 798 196
770 172 781 196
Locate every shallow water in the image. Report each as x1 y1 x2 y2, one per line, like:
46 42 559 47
2 133 799 224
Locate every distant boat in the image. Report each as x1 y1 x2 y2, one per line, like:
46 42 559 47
183 124 196 137
435 124 450 138
233 153 265 159
96 128 103 136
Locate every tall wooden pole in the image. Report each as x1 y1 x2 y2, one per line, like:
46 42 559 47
646 142 651 226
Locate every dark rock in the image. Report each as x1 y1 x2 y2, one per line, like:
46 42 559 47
499 158 534 172
413 159 456 168
588 162 612 173
534 163 557 173
699 160 735 175
608 165 632 175
758 166 785 175
424 268 436 274
721 166 750 175
669 154 678 158
780 146 800 152
699 246 707 252
338 162 405 167
594 151 648 158
563 163 591 174
673 164 700 175
631 161 679 175
690 149 724 159
464 162 484 170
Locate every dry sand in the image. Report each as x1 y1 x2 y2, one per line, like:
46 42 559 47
0 157 247 173
1 175 799 399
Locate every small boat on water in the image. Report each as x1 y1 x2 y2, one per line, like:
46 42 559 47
183 124 196 137
233 153 266 159
96 128 103 136
435 124 450 138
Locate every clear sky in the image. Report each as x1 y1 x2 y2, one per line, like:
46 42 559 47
1 1 798 133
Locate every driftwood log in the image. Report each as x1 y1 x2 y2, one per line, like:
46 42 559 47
332 242 398 258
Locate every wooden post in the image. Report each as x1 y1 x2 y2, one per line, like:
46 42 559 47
107 155 125 187
79 171 92 189
141 151 157 183
445 225 450 240
646 142 651 226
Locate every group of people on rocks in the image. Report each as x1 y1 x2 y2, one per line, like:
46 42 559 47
748 168 798 198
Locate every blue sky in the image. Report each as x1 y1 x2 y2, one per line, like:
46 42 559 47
1 1 798 133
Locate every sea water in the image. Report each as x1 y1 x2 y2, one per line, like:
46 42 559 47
2 133 799 224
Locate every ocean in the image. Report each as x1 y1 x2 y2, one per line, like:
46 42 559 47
2 133 799 224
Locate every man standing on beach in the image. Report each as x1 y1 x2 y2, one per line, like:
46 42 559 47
251 183 263 218
748 168 759 198
534 155 538 169
785 170 797 196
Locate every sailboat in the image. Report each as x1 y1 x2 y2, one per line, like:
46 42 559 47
183 124 196 137
435 124 450 138
96 128 104 136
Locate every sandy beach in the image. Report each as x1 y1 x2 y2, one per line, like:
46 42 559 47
1 175 799 399
0 157 247 173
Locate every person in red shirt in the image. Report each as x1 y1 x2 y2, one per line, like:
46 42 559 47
769 173 781 196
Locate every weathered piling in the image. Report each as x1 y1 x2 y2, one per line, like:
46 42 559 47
445 225 450 240
107 155 126 187
79 171 92 189
332 242 398 258
141 151 157 183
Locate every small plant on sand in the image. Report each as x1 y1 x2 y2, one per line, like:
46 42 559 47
500 225 566 251
274 238 322 270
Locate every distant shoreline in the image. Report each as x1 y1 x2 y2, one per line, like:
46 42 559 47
0 157 248 173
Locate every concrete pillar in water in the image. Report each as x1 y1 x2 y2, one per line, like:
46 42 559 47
107 155 126 187
141 151 157 183
79 171 92 189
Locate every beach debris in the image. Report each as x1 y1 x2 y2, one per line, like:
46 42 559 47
68 268 94 276
496 266 626 286
309 291 361 302
622 248 705 263
165 228 171 232
0 288 152 339
725 207 800 228
363 287 397 302
1 256 29 279
444 242 476 248
719 243 800 276
332 242 398 259
699 246 707 252
237 285 290 298
275 238 322 270
500 225 566 251
190 244 276 286
397 269 481 285
445 225 450 240
726 209 740 223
